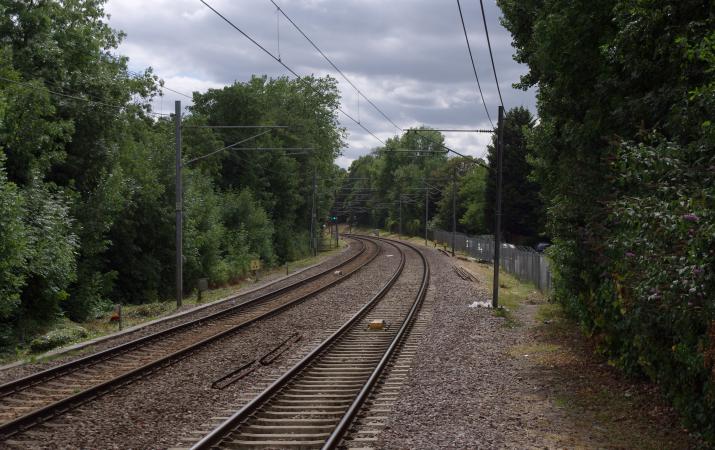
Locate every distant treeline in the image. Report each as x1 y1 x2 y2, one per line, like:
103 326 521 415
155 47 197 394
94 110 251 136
0 1 344 349
499 0 714 441
338 107 543 247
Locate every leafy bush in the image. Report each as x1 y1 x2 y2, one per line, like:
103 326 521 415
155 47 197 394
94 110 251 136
0 154 26 323
605 135 714 433
29 323 88 353
498 0 715 440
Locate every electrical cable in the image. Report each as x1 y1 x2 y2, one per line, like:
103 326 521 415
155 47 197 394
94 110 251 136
200 0 385 145
127 69 193 100
478 0 504 107
407 129 489 169
0 75 170 117
456 0 494 128
270 0 402 134
276 6 281 61
185 129 273 164
161 85 193 100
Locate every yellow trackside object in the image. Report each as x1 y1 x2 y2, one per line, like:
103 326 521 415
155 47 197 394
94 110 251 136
368 319 386 330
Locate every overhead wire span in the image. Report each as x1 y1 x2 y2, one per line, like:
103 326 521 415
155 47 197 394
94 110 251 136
456 0 494 128
269 0 403 134
0 75 170 117
126 69 193 100
275 5 281 61
200 0 385 145
184 129 273 165
478 0 504 108
161 85 193 100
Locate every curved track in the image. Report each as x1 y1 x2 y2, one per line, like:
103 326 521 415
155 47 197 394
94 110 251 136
0 237 380 441
190 236 430 449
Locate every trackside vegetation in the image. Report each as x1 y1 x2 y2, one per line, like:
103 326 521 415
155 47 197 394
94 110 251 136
0 0 344 353
338 108 541 246
498 0 714 441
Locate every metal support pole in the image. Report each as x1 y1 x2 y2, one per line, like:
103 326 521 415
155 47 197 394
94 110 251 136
424 181 428 246
493 105 505 308
311 168 317 256
399 195 402 236
451 167 456 257
334 189 338 248
175 100 183 308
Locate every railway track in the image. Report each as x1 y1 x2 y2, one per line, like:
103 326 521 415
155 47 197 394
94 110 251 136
189 237 429 449
0 237 380 442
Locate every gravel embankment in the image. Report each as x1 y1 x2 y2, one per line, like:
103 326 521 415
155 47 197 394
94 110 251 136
11 238 401 449
377 246 694 449
0 242 358 385
377 247 522 449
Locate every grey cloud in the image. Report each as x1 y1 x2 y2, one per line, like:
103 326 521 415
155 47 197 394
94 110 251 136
107 0 534 167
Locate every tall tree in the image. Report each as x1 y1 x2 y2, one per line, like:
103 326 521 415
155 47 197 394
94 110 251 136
499 0 715 439
0 0 158 323
484 106 541 245
187 75 346 261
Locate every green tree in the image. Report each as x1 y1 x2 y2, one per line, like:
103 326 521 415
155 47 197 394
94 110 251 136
0 0 159 323
483 106 541 244
432 156 481 234
188 76 346 261
341 130 493 239
0 154 26 343
102 117 175 307
499 0 715 438
17 176 78 330
458 164 488 234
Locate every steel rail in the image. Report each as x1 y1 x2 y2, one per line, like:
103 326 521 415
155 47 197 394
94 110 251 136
0 237 378 440
323 237 430 448
190 237 406 449
190 235 428 449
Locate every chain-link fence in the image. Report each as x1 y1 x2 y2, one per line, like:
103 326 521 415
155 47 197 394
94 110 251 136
430 229 552 293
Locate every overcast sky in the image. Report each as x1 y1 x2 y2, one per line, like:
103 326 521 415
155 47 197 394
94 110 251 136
106 0 535 168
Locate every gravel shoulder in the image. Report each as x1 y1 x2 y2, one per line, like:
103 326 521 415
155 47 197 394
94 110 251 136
377 244 695 449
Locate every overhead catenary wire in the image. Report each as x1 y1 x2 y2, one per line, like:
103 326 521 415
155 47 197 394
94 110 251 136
456 0 494 128
275 5 281 61
478 0 504 108
200 0 386 146
271 0 497 166
184 129 273 165
161 85 193 100
126 69 193 100
270 0 403 134
0 75 170 117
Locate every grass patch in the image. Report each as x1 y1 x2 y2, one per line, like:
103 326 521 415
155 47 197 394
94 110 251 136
462 260 542 325
508 342 562 362
535 301 561 323
516 299 695 449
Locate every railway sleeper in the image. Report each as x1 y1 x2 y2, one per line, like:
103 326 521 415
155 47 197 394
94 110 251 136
222 438 328 448
234 431 331 441
243 424 336 433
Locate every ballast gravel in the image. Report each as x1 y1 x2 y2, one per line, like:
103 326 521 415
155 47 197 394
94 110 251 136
0 243 359 385
11 238 403 449
377 247 528 449
377 246 693 449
